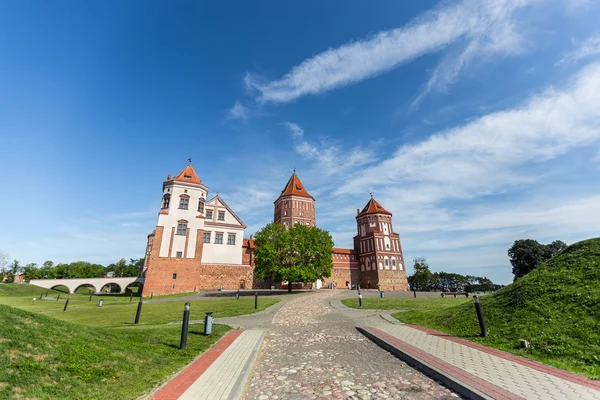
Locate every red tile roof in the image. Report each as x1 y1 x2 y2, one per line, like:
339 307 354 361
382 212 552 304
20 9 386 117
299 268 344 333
332 248 356 254
278 172 314 200
172 165 203 185
357 197 392 217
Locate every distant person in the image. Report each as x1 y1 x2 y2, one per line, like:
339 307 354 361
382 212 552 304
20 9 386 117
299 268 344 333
346 281 350 290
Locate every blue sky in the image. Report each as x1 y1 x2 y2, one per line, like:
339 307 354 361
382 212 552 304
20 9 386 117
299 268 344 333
2 0 600 284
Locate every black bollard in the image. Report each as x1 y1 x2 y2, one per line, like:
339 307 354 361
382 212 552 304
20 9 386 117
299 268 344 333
380 291 385 299
57 294 60 301
89 293 93 302
180 302 191 349
236 290 239 300
254 292 258 310
41 292 43 299
134 298 143 324
413 290 416 298
358 291 363 307
473 296 488 337
63 299 69 311
130 293 133 302
150 292 153 300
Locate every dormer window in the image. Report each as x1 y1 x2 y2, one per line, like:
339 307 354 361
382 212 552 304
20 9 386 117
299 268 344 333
218 211 225 221
198 198 205 213
179 195 190 209
161 194 171 209
184 174 191 180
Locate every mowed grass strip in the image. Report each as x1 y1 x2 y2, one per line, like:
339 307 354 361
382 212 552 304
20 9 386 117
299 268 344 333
0 304 229 400
341 297 470 312
0 295 280 327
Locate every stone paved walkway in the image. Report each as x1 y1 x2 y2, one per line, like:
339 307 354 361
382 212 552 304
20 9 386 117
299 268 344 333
242 291 458 400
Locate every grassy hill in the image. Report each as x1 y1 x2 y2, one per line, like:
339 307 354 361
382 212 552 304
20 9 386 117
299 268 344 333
395 237 600 379
0 283 62 297
0 304 229 399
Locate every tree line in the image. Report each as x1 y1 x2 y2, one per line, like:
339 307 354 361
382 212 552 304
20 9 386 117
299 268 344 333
407 257 500 292
0 253 144 283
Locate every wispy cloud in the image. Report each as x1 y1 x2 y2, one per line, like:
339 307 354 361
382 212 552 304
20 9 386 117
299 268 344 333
337 61 600 204
556 34 600 65
227 101 249 120
281 122 376 176
246 0 543 104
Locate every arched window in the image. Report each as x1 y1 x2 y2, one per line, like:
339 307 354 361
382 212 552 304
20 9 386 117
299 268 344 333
161 194 171 209
392 258 397 270
198 198 205 213
176 220 188 235
384 258 389 269
179 195 190 210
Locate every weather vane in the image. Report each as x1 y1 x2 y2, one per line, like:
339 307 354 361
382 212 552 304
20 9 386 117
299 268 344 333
188 158 192 164
370 192 373 198
293 166 296 173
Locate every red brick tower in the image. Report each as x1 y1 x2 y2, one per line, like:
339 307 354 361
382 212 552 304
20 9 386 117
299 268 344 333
273 171 316 228
353 196 408 291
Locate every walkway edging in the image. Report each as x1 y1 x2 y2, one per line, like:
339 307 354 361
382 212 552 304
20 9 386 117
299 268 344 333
357 327 511 400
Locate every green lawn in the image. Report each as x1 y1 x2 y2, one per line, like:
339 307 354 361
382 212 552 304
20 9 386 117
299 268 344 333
0 295 280 327
342 297 470 312
0 283 62 297
0 304 229 400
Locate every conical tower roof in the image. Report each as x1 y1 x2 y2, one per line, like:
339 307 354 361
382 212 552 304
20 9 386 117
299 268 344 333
172 164 202 185
357 197 391 217
277 172 314 200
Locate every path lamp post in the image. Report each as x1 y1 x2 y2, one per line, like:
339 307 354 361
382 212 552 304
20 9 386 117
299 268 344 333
134 297 143 325
254 292 258 310
473 296 488 337
63 299 69 311
180 302 191 349
203 311 213 336
358 291 363 307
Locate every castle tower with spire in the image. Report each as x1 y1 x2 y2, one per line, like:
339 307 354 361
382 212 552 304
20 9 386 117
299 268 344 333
273 171 316 228
353 196 408 291
142 163 254 295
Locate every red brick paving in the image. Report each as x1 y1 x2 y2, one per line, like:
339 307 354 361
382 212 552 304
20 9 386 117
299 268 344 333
363 327 524 400
150 330 244 400
405 324 600 392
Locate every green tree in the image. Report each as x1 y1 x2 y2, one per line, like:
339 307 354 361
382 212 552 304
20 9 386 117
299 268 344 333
508 239 568 281
254 222 334 292
408 257 435 291
38 261 56 279
22 263 40 280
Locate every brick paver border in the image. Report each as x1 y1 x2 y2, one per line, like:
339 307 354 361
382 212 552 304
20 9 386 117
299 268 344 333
359 327 523 400
149 329 244 400
404 324 600 392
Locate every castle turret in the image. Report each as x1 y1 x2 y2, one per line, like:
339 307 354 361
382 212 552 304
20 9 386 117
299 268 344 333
353 196 408 291
273 171 316 228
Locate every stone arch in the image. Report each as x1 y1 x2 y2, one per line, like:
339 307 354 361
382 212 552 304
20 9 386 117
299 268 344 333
74 283 97 294
100 282 123 294
50 284 70 294
125 282 143 295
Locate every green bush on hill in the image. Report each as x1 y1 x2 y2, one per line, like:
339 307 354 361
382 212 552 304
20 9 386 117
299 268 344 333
395 237 600 379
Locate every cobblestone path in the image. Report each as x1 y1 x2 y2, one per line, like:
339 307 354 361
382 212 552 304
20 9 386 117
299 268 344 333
243 291 459 400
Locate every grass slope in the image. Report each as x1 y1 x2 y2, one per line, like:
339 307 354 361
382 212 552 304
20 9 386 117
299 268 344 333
0 283 62 297
394 238 600 379
342 297 470 312
0 304 229 399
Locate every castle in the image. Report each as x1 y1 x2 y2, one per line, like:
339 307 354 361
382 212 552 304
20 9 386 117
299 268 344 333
142 164 408 295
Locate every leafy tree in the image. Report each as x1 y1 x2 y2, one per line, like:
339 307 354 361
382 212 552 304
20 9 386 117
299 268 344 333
254 222 334 292
22 263 40 280
508 239 568 281
38 261 56 279
408 257 435 291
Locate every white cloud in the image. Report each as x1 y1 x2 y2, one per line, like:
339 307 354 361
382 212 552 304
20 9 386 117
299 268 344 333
246 0 543 104
336 61 600 204
557 34 600 65
227 101 248 120
281 122 376 176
